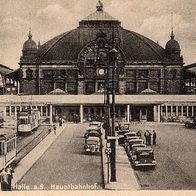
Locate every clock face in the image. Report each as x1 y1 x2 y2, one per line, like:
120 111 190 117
98 68 105 75
96 68 106 76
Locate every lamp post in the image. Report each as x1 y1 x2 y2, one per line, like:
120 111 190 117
109 47 118 182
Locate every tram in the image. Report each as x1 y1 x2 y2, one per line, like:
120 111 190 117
0 132 17 170
17 109 41 135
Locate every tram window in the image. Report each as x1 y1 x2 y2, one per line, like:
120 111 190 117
19 118 27 124
7 140 14 153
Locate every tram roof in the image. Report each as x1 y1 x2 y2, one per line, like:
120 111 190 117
0 95 196 105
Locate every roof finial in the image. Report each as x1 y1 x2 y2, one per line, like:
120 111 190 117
170 12 175 39
96 0 103 12
28 27 32 39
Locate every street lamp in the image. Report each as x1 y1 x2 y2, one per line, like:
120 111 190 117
109 47 118 182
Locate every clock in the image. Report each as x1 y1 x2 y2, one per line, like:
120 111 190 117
96 68 106 76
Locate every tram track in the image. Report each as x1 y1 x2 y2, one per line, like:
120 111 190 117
13 125 51 167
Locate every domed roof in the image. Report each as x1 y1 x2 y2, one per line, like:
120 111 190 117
165 31 180 51
38 28 165 62
23 30 37 50
36 1 165 62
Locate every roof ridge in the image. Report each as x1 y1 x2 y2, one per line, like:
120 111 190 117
124 29 164 60
38 30 75 60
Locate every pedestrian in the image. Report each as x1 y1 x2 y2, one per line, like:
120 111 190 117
153 130 157 145
53 125 56 135
136 130 141 139
7 165 14 191
0 168 9 191
48 127 51 134
144 131 148 145
148 131 152 145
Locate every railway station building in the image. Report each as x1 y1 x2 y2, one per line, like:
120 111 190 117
1 1 196 123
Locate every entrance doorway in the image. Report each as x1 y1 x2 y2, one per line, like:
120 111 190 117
130 106 154 122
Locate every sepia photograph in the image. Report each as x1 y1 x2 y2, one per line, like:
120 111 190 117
0 0 196 194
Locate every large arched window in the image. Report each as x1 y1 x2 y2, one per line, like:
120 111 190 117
78 37 124 94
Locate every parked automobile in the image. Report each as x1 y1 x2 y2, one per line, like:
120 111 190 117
185 117 196 129
124 136 139 149
84 127 102 138
124 132 137 143
125 138 144 153
84 136 101 153
117 122 130 145
116 122 130 132
130 147 156 169
128 143 146 157
89 121 102 128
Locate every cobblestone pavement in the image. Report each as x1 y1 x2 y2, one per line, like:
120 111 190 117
17 123 103 190
128 122 196 190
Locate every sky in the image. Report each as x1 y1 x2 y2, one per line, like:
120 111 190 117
0 0 196 69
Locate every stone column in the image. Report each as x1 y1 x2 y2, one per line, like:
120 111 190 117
192 106 194 117
171 105 173 117
157 105 161 122
46 107 48 117
176 105 178 117
165 105 168 119
40 106 43 116
127 105 130 123
50 105 53 124
153 105 157 122
186 106 189 117
80 104 83 124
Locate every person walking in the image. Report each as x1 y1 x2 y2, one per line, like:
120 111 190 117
48 127 51 134
7 165 14 191
53 125 56 135
136 130 142 139
153 130 157 145
144 131 148 145
148 131 152 145
0 168 9 191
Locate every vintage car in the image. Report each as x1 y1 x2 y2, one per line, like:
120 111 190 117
124 136 139 149
84 126 102 138
89 121 102 128
130 147 156 169
117 122 130 145
125 138 144 153
84 136 101 153
128 143 146 157
185 117 196 129
124 132 137 143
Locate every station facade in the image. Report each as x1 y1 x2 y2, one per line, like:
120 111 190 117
1 1 196 123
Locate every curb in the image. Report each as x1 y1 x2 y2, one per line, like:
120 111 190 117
12 124 65 186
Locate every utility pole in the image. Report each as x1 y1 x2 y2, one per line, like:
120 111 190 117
109 48 118 182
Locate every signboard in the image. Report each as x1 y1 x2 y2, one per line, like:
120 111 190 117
107 136 119 140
